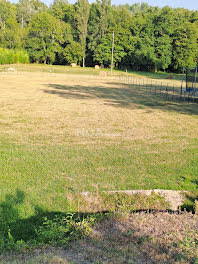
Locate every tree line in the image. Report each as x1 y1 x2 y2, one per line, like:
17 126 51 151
0 0 198 72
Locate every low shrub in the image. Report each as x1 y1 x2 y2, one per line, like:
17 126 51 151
0 48 29 64
0 213 95 252
35 213 94 246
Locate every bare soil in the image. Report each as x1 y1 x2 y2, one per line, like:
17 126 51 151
1 212 197 264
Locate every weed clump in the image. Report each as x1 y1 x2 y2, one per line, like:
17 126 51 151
0 212 95 252
35 213 94 246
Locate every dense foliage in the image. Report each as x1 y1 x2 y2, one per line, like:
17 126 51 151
0 48 29 64
0 0 197 72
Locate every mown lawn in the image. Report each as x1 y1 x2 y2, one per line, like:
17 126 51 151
0 68 197 250
0 63 184 81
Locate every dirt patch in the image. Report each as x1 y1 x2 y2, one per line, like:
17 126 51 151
1 212 197 264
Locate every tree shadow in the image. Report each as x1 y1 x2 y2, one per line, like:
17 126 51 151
0 190 65 243
81 214 197 264
42 82 198 115
181 179 198 212
0 190 197 264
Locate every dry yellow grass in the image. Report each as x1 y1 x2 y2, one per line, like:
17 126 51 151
0 69 197 259
0 71 197 147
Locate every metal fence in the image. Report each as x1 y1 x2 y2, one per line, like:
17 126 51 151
117 73 197 103
0 66 197 103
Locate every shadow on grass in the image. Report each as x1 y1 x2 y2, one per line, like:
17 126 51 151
43 82 198 115
0 190 197 264
0 190 68 244
80 216 196 264
181 179 198 212
0 189 196 243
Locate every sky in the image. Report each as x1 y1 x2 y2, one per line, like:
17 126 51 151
10 0 198 11
69 0 198 10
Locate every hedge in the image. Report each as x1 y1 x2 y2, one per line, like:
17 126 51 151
0 48 29 64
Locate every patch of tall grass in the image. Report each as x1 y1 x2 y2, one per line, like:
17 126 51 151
0 48 29 64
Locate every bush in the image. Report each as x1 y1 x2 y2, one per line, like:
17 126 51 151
0 48 29 64
36 214 94 246
0 213 95 252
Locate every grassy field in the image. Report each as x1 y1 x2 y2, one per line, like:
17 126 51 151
0 67 197 254
0 63 184 81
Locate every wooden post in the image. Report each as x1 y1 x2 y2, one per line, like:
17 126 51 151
111 32 114 75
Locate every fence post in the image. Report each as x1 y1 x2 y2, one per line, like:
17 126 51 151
150 80 152 93
172 86 174 101
166 83 169 99
160 82 162 96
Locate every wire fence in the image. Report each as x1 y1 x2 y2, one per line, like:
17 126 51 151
0 65 197 103
117 73 197 103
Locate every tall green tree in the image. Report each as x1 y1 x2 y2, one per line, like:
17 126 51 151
96 0 111 38
109 6 134 69
0 0 196 71
16 0 47 28
94 32 127 67
0 0 22 48
94 6 133 68
151 7 174 71
129 8 156 71
173 21 198 70
88 0 111 65
130 2 150 14
63 40 82 65
76 0 90 67
27 12 65 64
0 0 15 29
129 7 175 72
49 0 75 25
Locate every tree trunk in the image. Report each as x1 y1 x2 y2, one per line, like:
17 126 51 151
82 46 85 67
21 16 24 28
83 54 85 68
